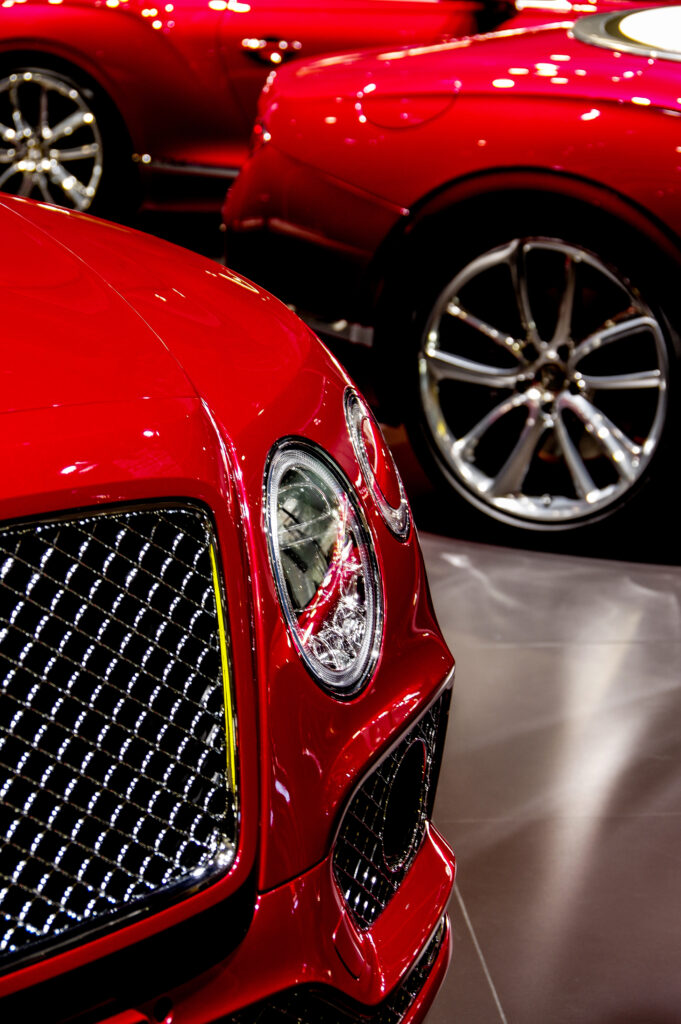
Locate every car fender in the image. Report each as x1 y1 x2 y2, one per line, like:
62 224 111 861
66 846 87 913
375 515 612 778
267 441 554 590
0 4 222 154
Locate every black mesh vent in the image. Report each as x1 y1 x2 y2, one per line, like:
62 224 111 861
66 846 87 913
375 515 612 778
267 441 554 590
224 915 447 1024
333 695 447 930
0 504 236 967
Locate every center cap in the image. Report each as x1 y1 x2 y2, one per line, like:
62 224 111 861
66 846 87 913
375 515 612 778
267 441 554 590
538 363 567 391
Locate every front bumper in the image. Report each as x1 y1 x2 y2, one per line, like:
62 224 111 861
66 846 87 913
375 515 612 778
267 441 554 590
70 824 455 1024
153 681 457 1022
178 824 455 1024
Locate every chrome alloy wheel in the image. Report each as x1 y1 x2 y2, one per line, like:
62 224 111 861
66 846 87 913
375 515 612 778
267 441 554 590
0 70 102 211
419 238 669 528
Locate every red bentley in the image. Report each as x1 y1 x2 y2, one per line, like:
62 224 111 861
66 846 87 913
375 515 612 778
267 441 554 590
0 194 455 1021
224 5 681 538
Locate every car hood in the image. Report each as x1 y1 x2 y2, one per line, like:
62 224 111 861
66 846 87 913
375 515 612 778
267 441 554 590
3 197 325 440
0 198 194 416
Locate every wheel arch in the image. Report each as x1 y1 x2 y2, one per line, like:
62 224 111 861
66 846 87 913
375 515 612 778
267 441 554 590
370 166 681 422
0 46 135 149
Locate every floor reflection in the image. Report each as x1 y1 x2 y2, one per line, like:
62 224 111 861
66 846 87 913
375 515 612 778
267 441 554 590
422 535 681 1023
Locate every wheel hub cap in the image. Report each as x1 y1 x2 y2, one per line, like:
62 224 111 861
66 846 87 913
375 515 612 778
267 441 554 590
535 358 568 394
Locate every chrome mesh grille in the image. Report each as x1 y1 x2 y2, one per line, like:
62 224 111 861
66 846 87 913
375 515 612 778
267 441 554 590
332 695 446 930
0 504 236 966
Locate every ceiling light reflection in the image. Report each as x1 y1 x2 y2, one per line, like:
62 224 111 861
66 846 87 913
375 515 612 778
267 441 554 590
620 7 681 52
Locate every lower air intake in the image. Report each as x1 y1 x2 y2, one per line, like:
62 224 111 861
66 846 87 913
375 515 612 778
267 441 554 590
332 693 448 929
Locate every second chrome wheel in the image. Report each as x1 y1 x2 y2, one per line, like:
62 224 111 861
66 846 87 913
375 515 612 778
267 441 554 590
413 235 671 531
0 65 135 216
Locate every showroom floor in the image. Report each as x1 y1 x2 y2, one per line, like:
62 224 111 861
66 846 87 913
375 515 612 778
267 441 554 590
422 534 681 1024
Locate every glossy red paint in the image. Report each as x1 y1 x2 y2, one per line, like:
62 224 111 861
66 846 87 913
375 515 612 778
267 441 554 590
0 194 455 1021
0 0 502 215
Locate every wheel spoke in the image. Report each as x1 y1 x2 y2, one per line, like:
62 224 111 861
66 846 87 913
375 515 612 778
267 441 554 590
48 162 89 211
0 122 17 143
0 162 20 187
552 252 577 345
571 313 658 365
17 172 35 198
52 142 100 161
445 300 526 361
49 110 93 143
0 150 17 165
9 82 31 135
554 411 597 500
486 398 547 497
510 239 540 345
424 344 521 389
35 171 52 203
39 85 49 138
557 392 640 483
580 368 663 391
453 391 532 459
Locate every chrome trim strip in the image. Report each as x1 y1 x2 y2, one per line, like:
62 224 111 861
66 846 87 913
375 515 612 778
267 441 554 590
148 159 240 179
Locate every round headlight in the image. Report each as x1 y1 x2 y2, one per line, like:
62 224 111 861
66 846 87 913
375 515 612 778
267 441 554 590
345 389 410 540
265 441 383 695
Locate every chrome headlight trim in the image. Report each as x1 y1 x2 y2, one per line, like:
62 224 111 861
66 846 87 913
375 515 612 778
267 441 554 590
345 389 411 541
265 439 383 696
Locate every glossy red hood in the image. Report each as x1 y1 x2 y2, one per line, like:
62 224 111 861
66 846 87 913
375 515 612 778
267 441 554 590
3 196 327 438
0 198 193 416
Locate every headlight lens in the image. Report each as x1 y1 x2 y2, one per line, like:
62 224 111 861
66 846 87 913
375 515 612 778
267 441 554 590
266 441 383 695
345 389 410 540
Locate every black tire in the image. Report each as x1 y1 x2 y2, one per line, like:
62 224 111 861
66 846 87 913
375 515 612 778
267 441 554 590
374 196 680 550
0 63 138 219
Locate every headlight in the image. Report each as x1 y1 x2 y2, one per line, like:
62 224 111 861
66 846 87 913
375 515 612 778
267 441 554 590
345 389 410 540
265 440 383 695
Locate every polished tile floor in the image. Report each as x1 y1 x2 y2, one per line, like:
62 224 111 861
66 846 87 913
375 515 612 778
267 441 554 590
422 534 681 1023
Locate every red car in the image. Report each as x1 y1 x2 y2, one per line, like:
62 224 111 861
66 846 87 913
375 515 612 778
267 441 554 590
0 195 455 1021
0 0 519 218
224 5 681 539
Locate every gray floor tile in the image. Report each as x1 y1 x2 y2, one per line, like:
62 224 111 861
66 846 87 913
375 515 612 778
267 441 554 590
422 534 681 1022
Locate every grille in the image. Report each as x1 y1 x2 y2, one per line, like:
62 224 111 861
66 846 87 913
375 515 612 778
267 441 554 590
0 504 237 968
224 915 447 1024
333 694 448 930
